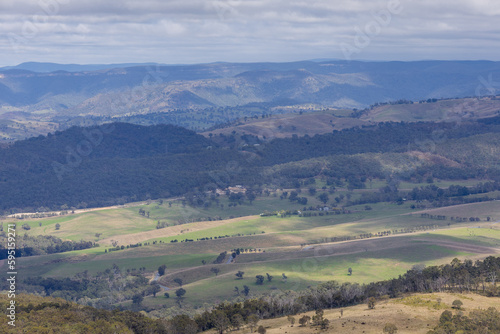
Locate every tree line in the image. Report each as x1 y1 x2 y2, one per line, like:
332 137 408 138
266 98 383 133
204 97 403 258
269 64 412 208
0 233 96 259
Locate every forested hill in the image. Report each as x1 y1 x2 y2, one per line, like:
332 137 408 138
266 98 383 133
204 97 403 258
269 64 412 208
0 123 231 212
0 294 169 333
2 118 500 213
7 122 212 158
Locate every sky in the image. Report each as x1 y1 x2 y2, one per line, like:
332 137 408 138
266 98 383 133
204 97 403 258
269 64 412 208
1 0 500 66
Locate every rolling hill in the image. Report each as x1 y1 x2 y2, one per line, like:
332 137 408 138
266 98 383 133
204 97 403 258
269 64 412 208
1 60 499 117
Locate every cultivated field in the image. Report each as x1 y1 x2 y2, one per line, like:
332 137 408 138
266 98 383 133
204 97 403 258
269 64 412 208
6 187 500 308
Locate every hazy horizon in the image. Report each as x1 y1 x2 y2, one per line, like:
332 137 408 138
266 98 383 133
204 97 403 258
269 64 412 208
1 0 500 66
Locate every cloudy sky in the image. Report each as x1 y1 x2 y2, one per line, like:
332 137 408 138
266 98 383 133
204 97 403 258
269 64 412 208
1 0 500 66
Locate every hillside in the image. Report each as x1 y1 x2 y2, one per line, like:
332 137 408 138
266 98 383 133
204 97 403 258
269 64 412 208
3 117 500 213
360 96 500 123
2 292 497 334
201 109 370 139
209 292 500 334
0 123 225 211
0 293 168 333
2 60 500 113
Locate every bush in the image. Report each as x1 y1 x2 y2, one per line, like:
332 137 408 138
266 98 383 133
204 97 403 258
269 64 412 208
383 323 398 333
452 299 463 309
367 297 376 309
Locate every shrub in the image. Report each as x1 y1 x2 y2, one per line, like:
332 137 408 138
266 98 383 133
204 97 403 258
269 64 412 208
452 299 463 310
367 297 376 309
383 323 398 333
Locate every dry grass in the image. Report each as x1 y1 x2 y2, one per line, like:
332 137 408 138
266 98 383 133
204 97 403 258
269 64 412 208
361 97 500 123
99 215 260 245
409 201 500 221
201 111 370 139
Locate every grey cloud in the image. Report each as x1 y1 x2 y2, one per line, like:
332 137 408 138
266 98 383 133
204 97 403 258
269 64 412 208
0 0 499 65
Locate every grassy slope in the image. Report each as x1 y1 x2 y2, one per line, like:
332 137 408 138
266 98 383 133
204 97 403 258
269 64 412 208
360 97 500 123
201 109 369 139
202 292 500 334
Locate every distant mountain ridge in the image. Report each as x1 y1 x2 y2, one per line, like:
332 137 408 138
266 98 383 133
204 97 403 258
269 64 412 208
1 60 500 114
0 61 162 73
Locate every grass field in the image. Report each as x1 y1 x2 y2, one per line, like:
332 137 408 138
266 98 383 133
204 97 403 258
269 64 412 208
5 192 500 309
361 97 500 123
200 109 369 139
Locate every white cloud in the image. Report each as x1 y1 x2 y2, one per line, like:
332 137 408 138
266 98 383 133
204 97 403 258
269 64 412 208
0 0 499 65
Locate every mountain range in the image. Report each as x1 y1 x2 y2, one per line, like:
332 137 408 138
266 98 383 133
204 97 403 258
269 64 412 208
1 60 500 114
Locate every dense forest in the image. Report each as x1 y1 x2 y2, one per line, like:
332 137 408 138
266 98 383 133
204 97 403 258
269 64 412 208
1 117 500 213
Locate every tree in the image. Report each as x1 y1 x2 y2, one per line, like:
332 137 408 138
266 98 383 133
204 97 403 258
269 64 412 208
169 314 198 334
149 282 161 297
439 310 453 324
266 273 273 282
247 314 259 332
312 309 324 326
287 315 296 327
246 190 256 204
175 288 186 299
173 278 183 287
320 319 330 330
55 223 61 230
234 286 240 295
231 314 244 330
164 292 170 298
158 264 166 276
211 267 220 276
132 294 143 305
243 285 250 296
452 299 463 310
235 271 244 279
255 275 265 285
257 325 266 334
383 323 398 334
299 315 311 327
282 273 288 283
308 187 317 196
348 267 353 275
212 310 230 334
367 297 376 309
318 192 329 204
